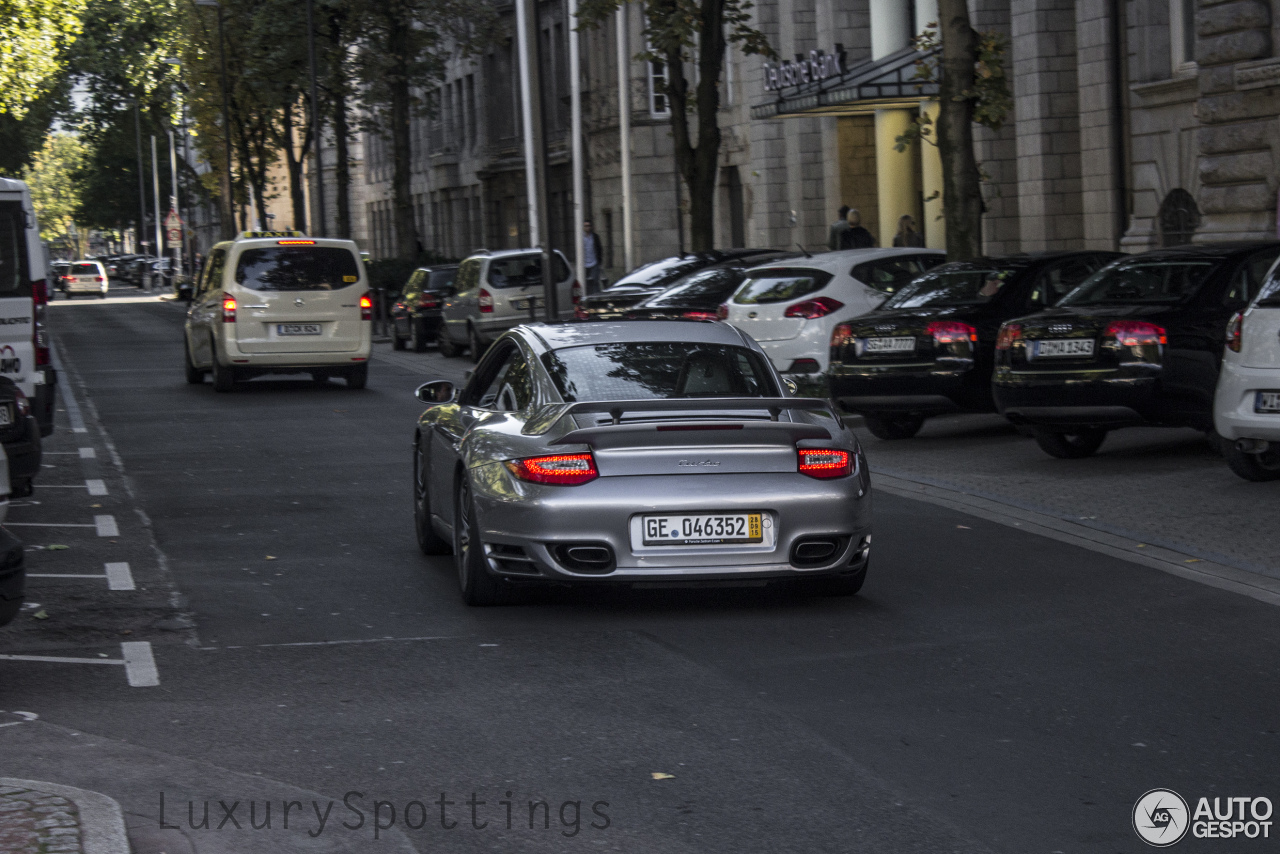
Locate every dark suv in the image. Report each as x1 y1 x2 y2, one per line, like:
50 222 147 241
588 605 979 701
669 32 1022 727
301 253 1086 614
392 265 459 351
829 252 1119 439
994 242 1280 458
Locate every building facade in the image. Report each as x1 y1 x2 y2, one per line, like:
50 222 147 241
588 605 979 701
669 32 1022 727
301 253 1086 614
349 0 1280 275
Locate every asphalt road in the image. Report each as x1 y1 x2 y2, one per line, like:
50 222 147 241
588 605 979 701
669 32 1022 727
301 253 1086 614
2 290 1279 853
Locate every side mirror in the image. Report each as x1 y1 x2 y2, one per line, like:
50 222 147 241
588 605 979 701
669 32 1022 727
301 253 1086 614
415 380 457 405
782 377 799 396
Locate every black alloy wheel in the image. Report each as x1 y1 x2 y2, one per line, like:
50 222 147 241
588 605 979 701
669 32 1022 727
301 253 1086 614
210 341 237 393
863 414 925 440
1033 428 1107 459
414 440 452 555
410 317 428 353
1224 443 1280 482
183 338 204 384
453 478 509 606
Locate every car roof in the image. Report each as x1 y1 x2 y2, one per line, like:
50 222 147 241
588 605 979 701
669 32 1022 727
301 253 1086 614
1113 242 1280 262
519 320 751 351
744 247 945 274
930 251 1111 273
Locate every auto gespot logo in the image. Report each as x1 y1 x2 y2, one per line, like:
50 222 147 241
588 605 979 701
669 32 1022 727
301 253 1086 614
1133 789 1274 846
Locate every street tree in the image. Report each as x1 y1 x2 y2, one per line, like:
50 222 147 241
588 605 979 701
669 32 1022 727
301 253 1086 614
0 0 87 117
24 133 89 256
578 0 774 252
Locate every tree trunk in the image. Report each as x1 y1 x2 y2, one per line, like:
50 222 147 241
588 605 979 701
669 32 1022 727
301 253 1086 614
330 26 352 239
387 7 419 260
936 0 984 261
279 102 309 234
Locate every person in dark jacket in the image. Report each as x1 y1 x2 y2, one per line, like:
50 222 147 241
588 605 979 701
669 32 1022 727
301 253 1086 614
892 214 925 247
839 209 876 249
827 205 851 250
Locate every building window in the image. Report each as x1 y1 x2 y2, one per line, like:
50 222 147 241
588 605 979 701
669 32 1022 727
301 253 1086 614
1169 0 1197 74
1159 188 1200 247
649 60 670 117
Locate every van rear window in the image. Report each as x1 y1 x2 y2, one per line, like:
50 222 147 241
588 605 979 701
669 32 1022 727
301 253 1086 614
234 247 360 291
0 202 30 295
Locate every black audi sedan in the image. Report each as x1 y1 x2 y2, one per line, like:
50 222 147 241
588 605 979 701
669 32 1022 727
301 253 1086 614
392 264 459 351
993 242 1280 458
576 249 783 321
828 251 1120 439
623 252 800 321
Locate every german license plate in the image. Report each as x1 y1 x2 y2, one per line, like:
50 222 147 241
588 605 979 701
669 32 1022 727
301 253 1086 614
861 337 915 354
276 323 322 336
641 513 762 546
512 298 544 311
1255 391 1280 413
1032 339 1095 358
0 405 12 426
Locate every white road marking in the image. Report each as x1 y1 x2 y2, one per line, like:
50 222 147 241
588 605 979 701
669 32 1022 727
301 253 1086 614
121 641 159 687
6 522 96 528
79 447 96 458
94 515 119 537
104 562 134 591
85 479 108 496
0 654 122 665
27 574 108 579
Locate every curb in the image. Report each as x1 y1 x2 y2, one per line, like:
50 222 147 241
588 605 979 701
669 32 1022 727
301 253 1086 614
0 778 130 854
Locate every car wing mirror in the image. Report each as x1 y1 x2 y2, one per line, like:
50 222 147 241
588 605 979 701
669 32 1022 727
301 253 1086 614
415 380 457 405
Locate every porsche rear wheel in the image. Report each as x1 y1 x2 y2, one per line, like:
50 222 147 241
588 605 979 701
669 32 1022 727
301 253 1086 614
454 479 509 606
414 441 452 555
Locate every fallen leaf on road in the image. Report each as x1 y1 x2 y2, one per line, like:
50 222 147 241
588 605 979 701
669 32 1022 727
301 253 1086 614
32 610 49 620
90 504 102 508
265 556 277 560
45 544 69 551
1184 558 1202 563
1136 544 1147 548
650 772 675 780
956 525 970 529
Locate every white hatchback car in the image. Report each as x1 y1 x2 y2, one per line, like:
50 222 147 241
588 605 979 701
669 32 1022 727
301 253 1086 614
1214 256 1280 481
61 260 109 298
719 248 945 379
183 232 372 391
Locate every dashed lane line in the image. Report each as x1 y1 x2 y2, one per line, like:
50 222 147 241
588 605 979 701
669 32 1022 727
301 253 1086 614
94 515 118 537
53 349 89 434
79 447 96 459
85 479 108 496
26 562 135 591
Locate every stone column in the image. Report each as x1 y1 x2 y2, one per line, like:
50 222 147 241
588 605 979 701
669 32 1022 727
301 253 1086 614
871 0 916 246
915 0 945 249
1194 0 1278 242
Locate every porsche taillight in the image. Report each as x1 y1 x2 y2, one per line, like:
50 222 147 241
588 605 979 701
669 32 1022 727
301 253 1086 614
505 453 598 486
797 448 853 479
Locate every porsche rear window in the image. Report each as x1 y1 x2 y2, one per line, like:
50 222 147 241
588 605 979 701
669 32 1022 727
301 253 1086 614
234 247 361 291
542 343 777 401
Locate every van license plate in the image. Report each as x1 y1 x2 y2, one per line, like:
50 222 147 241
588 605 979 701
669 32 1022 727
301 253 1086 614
277 323 322 336
1032 339 1095 358
1255 391 1280 413
641 513 762 546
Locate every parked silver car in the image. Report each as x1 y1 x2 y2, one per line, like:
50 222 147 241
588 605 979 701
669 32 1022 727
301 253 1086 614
411 320 872 605
438 248 575 362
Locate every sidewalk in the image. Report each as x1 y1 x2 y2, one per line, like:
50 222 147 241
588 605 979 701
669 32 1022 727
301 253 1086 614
0 779 129 854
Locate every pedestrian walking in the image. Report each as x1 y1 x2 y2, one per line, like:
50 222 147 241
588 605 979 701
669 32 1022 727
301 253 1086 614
827 205 851 250
839 209 876 249
582 220 604 295
893 214 925 247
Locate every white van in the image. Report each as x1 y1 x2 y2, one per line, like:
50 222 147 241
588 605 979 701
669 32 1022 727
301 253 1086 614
0 178 56 436
183 232 372 391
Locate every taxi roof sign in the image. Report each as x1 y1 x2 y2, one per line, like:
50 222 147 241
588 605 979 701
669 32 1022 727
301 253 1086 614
238 230 305 240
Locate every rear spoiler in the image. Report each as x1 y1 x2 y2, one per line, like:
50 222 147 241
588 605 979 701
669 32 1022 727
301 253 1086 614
563 397 830 424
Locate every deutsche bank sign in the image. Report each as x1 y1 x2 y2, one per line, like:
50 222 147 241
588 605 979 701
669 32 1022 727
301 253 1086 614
762 47 846 92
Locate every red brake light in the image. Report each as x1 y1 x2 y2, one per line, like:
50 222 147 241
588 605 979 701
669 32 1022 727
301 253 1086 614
1226 312 1243 353
926 320 977 344
479 288 494 313
12 386 30 417
784 296 844 319
681 310 719 321
221 295 237 323
360 292 373 321
716 303 729 320
995 323 1022 350
574 304 589 320
95 276 104 282
505 453 598 485
797 448 853 479
277 239 316 245
1107 320 1165 347
418 295 439 309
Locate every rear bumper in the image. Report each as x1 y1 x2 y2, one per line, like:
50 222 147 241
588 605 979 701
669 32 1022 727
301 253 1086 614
468 467 872 583
831 366 985 415
33 367 55 437
994 371 1158 427
221 334 371 368
1214 361 1280 441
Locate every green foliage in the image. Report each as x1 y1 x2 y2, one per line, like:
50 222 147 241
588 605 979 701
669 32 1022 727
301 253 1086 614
0 82 71 176
23 132 89 253
0 0 88 117
893 25 1011 153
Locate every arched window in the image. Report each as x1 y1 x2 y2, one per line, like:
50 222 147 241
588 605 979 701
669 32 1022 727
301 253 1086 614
1159 189 1200 247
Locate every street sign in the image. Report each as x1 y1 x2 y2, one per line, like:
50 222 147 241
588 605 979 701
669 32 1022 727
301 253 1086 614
166 227 181 243
164 209 182 229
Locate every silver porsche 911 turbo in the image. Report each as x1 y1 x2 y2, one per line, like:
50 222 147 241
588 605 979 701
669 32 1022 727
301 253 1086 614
411 320 872 605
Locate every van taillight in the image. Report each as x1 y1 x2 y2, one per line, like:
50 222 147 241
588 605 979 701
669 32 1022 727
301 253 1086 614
360 292 373 321
479 289 494 313
1226 312 1243 353
221 295 237 323
32 280 49 367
